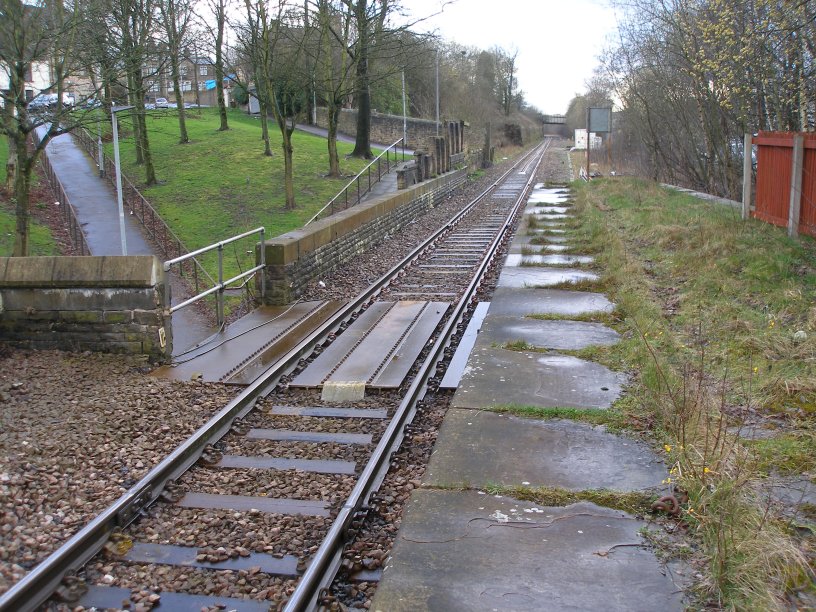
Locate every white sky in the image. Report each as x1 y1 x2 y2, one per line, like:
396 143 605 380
404 0 619 114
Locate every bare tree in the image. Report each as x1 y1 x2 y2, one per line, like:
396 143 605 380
108 0 159 185
240 0 308 209
159 0 193 143
0 0 100 255
208 0 230 130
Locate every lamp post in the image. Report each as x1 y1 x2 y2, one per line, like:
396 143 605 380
401 70 407 149
111 105 134 255
435 48 440 136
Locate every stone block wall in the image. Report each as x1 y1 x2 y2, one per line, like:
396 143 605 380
263 169 467 304
0 256 171 361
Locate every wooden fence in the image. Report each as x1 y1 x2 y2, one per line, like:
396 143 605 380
752 131 816 238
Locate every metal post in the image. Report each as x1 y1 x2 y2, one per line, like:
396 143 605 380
435 49 440 136
402 70 407 148
787 134 804 238
97 116 104 178
742 133 753 221
260 228 266 302
585 108 590 178
111 110 128 255
217 243 224 326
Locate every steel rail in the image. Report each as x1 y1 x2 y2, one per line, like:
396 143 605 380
0 140 549 612
284 140 550 611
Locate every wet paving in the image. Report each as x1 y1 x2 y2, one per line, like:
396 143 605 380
374 177 684 611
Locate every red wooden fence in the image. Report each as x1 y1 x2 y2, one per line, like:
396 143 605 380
753 131 816 237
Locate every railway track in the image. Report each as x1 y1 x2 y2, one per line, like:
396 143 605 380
0 139 552 612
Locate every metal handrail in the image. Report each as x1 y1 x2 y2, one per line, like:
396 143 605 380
164 227 266 326
305 138 406 226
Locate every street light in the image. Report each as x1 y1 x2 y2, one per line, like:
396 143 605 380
111 105 134 255
435 48 439 136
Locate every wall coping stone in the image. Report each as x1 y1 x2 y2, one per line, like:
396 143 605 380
0 256 161 288
268 170 466 266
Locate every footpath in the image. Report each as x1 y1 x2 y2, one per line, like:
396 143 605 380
371 170 686 610
38 128 214 353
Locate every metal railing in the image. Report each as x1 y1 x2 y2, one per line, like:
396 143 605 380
73 126 214 293
305 138 406 225
31 130 91 256
164 227 266 327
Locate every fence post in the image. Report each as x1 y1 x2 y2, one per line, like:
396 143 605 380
787 134 804 238
742 133 752 221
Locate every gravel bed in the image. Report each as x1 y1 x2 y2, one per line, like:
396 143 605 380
0 350 238 596
222 439 374 467
1 141 572 608
298 141 571 303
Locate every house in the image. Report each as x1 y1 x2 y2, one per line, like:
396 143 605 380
143 57 232 107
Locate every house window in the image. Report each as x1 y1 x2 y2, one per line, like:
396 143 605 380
198 81 206 91
199 65 208 76
181 81 191 92
148 80 159 92
180 64 187 75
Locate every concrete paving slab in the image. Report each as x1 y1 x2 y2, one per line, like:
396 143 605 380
372 491 685 612
451 347 625 410
497 267 598 288
525 206 570 214
489 287 614 317
479 316 619 350
528 190 571 205
505 254 593 266
424 412 665 491
540 244 571 252
534 213 571 220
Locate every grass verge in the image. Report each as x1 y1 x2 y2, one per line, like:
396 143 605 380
572 177 815 609
105 108 380 279
1 139 61 257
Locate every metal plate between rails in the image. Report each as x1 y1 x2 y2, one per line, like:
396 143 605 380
369 302 449 388
326 302 438 384
270 406 388 418
178 492 330 517
247 428 374 445
218 454 357 475
291 301 448 389
122 541 300 575
440 302 491 389
80 585 271 612
289 302 394 387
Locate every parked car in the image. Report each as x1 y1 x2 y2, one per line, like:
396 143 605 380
154 97 169 108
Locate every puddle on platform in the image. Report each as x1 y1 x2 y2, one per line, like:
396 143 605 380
498 267 599 288
505 254 593 266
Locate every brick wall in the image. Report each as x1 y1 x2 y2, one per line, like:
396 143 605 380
0 256 171 361
263 170 467 304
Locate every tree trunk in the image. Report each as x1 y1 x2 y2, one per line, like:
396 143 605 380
215 0 229 131
171 59 189 143
260 100 272 156
327 104 340 177
282 120 296 209
351 0 372 158
12 161 33 256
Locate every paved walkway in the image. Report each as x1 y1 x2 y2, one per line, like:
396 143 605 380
372 179 686 610
39 128 215 353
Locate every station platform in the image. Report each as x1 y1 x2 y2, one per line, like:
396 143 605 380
370 184 686 611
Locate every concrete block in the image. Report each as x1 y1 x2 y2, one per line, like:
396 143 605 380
103 311 133 324
99 256 159 287
51 257 104 286
321 381 366 402
0 257 56 287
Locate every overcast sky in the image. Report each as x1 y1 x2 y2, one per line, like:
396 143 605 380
404 0 620 114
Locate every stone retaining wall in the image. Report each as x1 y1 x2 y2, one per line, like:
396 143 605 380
263 169 467 304
0 256 171 361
